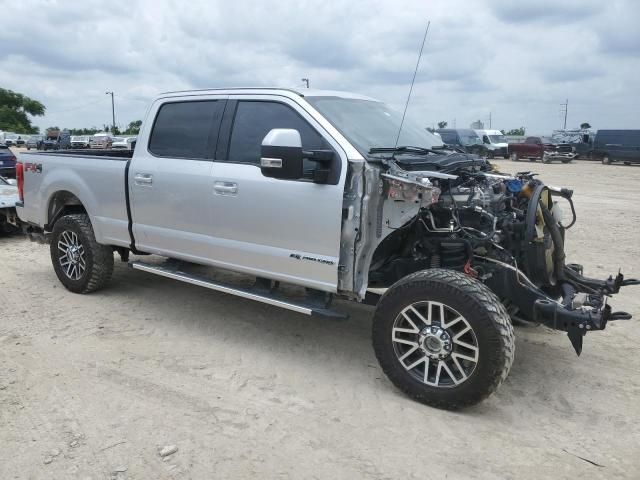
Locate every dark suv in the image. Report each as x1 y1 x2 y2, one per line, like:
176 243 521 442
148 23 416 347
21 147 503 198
593 130 640 165
436 128 487 156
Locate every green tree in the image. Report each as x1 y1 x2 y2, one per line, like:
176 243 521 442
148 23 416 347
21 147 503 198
124 120 142 135
68 127 100 135
0 87 46 133
505 127 525 136
580 122 591 129
437 121 448 129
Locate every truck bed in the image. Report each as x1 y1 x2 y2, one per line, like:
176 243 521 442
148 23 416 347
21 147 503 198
18 149 132 248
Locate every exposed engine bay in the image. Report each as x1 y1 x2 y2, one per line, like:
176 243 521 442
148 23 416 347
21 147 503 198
367 153 639 354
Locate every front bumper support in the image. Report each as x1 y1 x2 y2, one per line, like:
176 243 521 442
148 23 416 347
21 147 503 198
484 263 637 355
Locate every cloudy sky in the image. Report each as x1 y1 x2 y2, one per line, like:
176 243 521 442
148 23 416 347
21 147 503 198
1 0 639 134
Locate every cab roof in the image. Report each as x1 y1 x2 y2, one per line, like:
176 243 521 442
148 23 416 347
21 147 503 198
158 87 378 102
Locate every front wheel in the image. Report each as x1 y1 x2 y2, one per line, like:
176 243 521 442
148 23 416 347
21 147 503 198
372 269 514 409
602 155 612 165
510 152 519 162
50 214 114 293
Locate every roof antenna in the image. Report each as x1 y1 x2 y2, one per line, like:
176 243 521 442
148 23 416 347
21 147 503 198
395 20 431 147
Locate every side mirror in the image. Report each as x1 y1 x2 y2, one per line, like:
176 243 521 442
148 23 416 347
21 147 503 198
260 128 303 180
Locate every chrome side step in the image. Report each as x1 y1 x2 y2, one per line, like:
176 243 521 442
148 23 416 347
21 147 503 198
129 261 348 320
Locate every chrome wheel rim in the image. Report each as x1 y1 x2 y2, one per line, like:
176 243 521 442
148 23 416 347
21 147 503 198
57 230 86 280
392 301 479 388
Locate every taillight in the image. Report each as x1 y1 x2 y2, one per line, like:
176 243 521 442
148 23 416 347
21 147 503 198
16 162 24 202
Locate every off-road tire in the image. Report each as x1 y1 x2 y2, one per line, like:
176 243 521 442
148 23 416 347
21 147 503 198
50 214 114 294
372 269 515 410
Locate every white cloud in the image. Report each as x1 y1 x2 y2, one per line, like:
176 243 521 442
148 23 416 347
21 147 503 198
1 0 638 133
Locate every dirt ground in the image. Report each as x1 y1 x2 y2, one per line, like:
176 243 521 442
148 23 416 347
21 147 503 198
1 158 639 479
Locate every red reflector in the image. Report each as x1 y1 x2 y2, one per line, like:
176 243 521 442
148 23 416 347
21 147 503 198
16 162 24 202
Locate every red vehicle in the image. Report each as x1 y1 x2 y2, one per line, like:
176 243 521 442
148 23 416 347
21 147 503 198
508 136 575 163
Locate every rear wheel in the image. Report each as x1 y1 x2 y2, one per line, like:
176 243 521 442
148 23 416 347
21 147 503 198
602 155 612 165
50 214 114 293
510 152 519 161
372 269 515 409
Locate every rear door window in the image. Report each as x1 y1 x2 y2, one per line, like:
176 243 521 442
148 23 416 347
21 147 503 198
226 101 328 165
149 100 224 159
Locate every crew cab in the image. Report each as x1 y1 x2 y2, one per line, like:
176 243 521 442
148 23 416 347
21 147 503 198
509 136 575 163
15 88 637 410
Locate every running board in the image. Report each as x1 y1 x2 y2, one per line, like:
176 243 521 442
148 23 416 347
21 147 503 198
129 261 348 320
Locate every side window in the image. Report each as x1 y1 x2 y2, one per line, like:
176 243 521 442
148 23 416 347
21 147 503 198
525 137 535 144
149 100 223 159
227 101 328 164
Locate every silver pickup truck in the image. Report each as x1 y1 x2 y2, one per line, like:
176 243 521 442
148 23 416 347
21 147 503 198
16 88 637 409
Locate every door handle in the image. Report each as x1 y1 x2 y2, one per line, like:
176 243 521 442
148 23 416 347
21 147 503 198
134 173 153 185
213 181 238 195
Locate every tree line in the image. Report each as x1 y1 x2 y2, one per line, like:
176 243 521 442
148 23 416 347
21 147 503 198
1 87 142 136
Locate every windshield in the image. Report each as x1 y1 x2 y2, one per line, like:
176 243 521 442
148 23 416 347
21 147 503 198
305 96 443 155
488 135 507 143
541 137 555 144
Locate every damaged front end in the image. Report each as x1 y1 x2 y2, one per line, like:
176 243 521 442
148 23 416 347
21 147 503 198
364 154 638 355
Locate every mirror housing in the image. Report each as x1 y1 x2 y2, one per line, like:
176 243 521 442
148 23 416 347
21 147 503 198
260 129 304 180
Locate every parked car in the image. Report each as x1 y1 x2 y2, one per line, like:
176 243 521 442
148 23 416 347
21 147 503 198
15 88 638 410
508 136 575 163
42 130 71 150
592 130 640 165
0 144 17 178
70 136 91 149
90 133 114 149
26 135 44 150
4 134 19 146
0 175 20 233
15 135 28 147
111 136 137 150
436 128 487 156
475 129 509 158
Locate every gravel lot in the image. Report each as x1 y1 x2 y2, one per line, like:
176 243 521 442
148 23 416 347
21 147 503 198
1 157 639 479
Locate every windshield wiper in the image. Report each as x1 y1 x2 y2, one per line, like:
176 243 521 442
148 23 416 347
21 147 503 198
369 145 444 156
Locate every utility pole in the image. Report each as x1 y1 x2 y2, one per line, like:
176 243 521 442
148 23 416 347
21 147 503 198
105 91 116 133
301 78 309 89
560 99 568 130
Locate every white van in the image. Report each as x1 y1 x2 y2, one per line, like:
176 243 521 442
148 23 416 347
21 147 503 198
475 129 509 158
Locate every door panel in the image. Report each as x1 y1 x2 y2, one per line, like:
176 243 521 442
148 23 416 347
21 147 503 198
208 162 343 290
130 97 226 260
207 96 346 291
